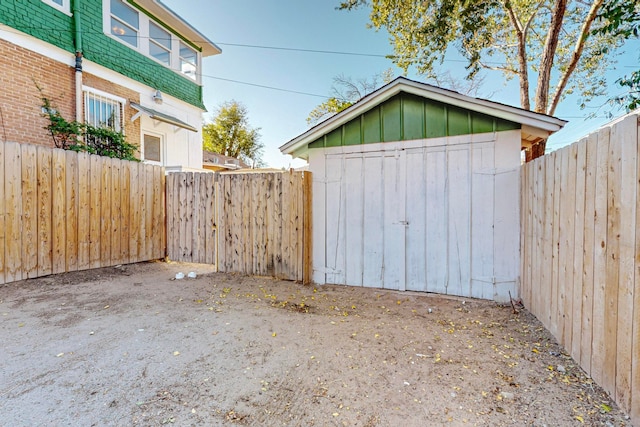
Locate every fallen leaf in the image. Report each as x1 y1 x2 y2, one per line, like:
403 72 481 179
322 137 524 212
600 403 611 413
575 415 584 423
56 353 64 357
173 351 180 356
272 332 277 337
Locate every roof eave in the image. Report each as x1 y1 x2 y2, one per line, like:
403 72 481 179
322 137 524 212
136 0 221 57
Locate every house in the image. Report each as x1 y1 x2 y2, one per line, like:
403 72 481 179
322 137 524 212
202 150 249 172
0 0 220 169
280 77 566 302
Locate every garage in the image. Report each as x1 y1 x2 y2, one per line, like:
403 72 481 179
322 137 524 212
280 78 565 302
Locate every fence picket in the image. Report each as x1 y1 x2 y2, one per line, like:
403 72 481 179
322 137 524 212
581 133 597 373
0 141 5 285
632 114 640 424
65 151 79 272
615 116 637 412
52 149 66 274
21 144 38 278
571 140 587 362
77 152 91 270
604 123 622 396
37 146 52 276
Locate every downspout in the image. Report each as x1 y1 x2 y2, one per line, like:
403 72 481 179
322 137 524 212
73 0 83 123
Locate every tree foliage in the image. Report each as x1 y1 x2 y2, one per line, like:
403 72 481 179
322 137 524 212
203 101 264 167
596 0 640 111
339 0 630 158
306 70 394 125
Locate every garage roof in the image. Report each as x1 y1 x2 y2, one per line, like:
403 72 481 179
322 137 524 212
280 77 567 160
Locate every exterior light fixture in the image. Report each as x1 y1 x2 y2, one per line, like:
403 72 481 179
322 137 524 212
153 90 163 105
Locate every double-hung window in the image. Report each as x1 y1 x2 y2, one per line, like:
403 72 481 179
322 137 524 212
179 42 198 80
149 22 172 66
110 0 139 47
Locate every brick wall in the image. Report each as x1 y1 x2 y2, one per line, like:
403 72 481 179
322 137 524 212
0 39 143 153
0 39 75 147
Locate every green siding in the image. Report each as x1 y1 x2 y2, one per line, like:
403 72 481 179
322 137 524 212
363 108 381 144
402 95 425 140
0 0 205 109
326 128 342 147
447 106 471 136
343 119 361 146
382 97 401 142
425 101 447 139
305 92 521 149
0 1 75 52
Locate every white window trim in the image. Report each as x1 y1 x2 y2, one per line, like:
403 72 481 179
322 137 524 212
42 0 72 16
82 86 127 105
141 131 165 165
103 0 202 84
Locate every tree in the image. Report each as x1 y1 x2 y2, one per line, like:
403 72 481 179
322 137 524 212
596 0 640 111
203 101 264 167
306 69 394 125
339 0 629 159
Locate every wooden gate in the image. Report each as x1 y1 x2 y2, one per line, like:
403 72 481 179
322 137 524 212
166 170 312 283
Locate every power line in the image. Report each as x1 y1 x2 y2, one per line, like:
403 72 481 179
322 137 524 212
203 76 328 98
215 42 390 59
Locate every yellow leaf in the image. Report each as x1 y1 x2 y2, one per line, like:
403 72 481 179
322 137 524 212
173 351 180 356
575 415 584 423
532 348 539 353
332 413 339 417
272 332 277 337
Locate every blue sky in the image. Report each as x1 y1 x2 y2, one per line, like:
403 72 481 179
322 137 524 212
162 0 639 168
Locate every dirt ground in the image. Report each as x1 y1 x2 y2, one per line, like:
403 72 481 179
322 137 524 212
0 262 632 427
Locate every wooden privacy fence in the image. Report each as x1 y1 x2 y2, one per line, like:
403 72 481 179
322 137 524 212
166 171 312 283
520 113 640 423
0 141 165 285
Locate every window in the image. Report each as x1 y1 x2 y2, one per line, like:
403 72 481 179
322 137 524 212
42 0 70 14
143 134 162 163
84 90 124 132
104 0 201 82
149 22 171 66
179 42 198 80
110 0 139 47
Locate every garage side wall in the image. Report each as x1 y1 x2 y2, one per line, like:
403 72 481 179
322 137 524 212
310 130 521 302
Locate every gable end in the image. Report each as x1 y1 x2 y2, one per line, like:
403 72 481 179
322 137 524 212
308 93 520 149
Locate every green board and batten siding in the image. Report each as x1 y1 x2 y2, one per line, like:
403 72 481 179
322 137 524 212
0 0 205 110
307 93 521 150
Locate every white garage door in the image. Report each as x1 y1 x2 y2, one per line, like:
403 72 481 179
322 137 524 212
310 131 521 302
